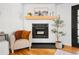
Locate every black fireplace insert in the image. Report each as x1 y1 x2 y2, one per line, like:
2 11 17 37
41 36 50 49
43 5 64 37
32 24 49 38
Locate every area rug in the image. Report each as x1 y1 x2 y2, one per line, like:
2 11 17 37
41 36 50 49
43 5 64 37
55 49 74 55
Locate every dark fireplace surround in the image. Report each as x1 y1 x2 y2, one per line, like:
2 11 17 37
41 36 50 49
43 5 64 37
32 24 49 38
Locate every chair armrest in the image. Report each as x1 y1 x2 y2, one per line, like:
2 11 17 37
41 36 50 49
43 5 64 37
29 32 32 47
9 34 16 49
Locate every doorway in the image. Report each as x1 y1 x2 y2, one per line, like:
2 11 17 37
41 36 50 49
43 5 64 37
72 4 79 47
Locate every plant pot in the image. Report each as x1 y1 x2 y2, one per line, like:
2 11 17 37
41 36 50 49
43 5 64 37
55 41 62 49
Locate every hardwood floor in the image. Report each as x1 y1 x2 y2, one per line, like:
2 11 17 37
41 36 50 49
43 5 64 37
10 45 79 55
10 49 56 55
62 45 79 53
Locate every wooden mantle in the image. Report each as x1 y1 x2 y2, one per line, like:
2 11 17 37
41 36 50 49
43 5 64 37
24 16 57 20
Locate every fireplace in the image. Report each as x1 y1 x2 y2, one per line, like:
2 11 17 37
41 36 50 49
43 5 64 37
32 24 49 38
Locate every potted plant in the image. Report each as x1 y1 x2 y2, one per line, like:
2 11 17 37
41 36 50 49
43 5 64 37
51 16 65 49
27 12 32 16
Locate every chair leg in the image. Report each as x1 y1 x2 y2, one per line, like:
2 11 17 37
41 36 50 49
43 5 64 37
11 43 15 53
11 49 14 53
29 47 31 50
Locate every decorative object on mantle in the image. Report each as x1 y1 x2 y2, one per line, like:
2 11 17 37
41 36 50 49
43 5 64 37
27 12 32 16
34 7 49 16
24 16 57 20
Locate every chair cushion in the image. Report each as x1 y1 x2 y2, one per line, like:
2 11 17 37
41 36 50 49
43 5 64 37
14 39 29 49
22 31 30 40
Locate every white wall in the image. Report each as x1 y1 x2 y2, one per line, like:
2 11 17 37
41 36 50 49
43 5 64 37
0 3 23 34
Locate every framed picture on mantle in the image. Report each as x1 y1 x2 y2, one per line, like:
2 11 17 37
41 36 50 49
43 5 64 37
34 7 49 16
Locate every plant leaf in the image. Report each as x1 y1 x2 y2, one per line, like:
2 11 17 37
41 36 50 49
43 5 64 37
51 29 57 33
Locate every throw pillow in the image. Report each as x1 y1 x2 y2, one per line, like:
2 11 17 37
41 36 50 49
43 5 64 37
22 31 31 40
15 30 23 40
